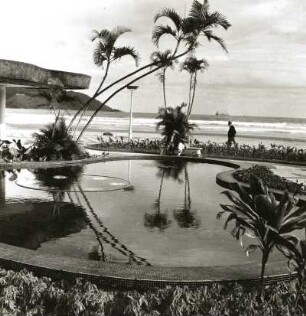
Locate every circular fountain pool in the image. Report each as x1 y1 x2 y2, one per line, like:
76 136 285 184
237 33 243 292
0 158 298 270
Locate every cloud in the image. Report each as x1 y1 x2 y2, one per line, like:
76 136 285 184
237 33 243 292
0 0 305 115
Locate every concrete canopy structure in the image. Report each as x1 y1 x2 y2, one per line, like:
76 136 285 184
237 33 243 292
0 59 91 137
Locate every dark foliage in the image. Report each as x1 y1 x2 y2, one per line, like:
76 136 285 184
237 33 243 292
31 117 85 161
218 175 306 283
0 269 306 315
233 165 305 194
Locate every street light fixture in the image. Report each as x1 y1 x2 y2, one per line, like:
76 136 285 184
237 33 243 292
127 85 138 140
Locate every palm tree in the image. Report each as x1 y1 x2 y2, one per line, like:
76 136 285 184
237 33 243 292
156 103 195 154
153 0 231 54
76 0 231 140
151 50 175 108
218 175 306 284
181 56 209 118
69 26 140 133
188 0 231 52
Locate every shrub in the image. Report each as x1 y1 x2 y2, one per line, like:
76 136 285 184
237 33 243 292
233 165 305 194
31 117 85 161
0 139 31 162
0 268 306 315
93 138 306 164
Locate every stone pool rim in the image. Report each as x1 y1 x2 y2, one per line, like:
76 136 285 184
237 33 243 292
0 154 299 288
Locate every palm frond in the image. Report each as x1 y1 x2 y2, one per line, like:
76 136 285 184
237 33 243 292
181 56 209 74
188 0 210 20
152 25 177 46
93 42 108 67
203 30 228 53
181 17 199 35
150 49 173 66
91 29 111 42
154 8 182 31
206 12 231 30
111 26 132 38
112 46 140 66
92 26 131 50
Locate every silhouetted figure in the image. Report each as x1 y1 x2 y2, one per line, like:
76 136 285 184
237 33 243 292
227 121 236 146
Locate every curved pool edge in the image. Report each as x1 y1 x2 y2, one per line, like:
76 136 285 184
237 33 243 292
0 154 240 170
86 145 306 167
0 241 296 289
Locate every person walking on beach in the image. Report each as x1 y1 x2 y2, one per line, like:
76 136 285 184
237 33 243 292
227 121 236 146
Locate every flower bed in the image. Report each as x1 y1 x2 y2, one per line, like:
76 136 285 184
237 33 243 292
92 137 306 164
197 141 306 163
233 165 305 193
0 268 305 316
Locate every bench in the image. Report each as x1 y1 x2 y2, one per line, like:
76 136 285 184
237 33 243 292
182 147 202 157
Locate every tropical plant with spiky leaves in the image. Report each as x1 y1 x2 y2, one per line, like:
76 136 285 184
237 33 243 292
181 56 209 117
69 26 140 133
217 175 306 284
76 0 230 141
31 117 83 161
151 50 175 108
156 103 195 154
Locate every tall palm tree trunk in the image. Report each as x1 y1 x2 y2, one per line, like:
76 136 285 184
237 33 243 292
67 61 156 132
188 73 197 118
187 74 193 115
162 68 167 109
72 61 111 137
76 50 189 141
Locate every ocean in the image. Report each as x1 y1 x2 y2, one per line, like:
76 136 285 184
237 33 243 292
5 108 306 148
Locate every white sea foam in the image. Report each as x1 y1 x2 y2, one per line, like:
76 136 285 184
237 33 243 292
5 109 306 146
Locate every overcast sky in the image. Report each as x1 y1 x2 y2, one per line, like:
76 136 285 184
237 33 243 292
1 0 305 117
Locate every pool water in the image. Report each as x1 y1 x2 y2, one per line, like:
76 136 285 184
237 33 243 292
0 159 295 267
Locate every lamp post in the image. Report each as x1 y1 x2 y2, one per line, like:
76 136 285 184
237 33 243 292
127 85 138 140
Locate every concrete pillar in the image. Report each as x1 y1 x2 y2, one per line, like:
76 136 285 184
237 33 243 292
0 86 6 139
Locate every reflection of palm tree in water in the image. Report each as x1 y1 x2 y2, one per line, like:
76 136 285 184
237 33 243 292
144 169 171 231
173 166 200 229
33 166 150 265
67 190 106 262
144 160 186 231
73 183 150 266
